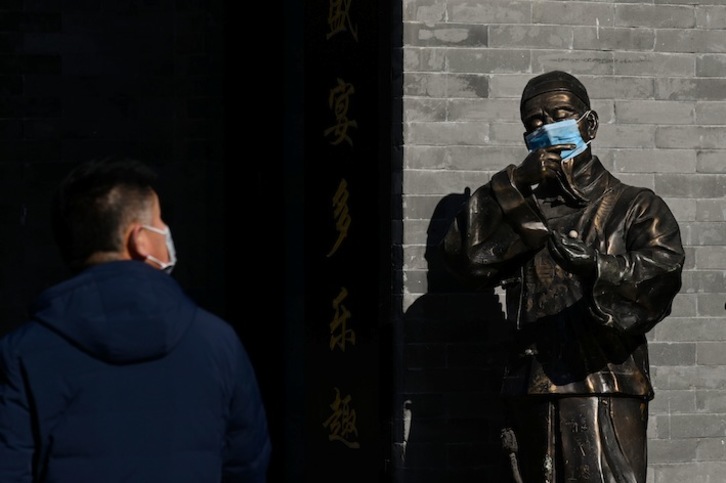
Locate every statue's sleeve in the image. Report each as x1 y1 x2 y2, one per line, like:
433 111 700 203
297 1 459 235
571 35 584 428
440 165 550 288
590 191 685 334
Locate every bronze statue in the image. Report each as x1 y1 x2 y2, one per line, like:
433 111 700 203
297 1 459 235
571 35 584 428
440 71 685 482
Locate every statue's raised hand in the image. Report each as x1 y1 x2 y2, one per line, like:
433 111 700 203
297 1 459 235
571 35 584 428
513 144 576 190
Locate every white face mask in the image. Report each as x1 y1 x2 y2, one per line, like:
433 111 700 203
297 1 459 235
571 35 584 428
141 224 177 274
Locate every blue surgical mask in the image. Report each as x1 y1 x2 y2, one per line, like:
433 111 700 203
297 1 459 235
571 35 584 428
141 224 177 274
524 111 591 160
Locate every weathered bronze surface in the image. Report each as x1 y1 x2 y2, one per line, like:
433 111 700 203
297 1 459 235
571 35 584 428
440 71 685 482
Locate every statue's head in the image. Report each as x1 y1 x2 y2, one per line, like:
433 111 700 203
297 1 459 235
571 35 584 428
519 71 599 202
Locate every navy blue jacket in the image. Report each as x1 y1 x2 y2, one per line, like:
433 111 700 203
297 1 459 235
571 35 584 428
0 261 271 482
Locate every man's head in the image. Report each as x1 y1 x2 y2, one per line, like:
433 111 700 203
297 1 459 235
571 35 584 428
519 70 599 154
52 156 175 274
519 71 600 202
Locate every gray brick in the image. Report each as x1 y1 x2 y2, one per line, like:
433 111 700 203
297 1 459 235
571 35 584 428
488 74 533 99
691 222 726 245
612 149 696 174
586 76 655 100
650 365 699 390
650 342 696 366
696 437 726 461
404 169 490 196
406 146 527 173
648 439 698 464
447 98 520 122
657 292 697 322
489 122 526 145
653 317 726 342
679 222 693 246
404 22 488 47
680 269 726 293
696 199 726 221
447 48 530 74
652 462 726 483
650 414 668 439
696 246 726 269
404 145 523 171
656 77 726 101
446 74 489 98
655 173 726 198
404 73 448 98
404 146 457 170
590 101 615 123
697 366 726 390
659 0 726 3
695 102 726 125
615 4 695 29
573 26 655 52
696 293 726 316
656 126 726 149
414 2 447 24
597 124 656 148
615 172 655 190
594 149 615 171
663 197 696 221
615 100 695 125
533 2 613 26
696 390 726 412
448 0 531 24
614 52 695 77
404 46 446 73
697 54 726 77
697 151 726 173
696 6 726 29
404 98 447 122
697 342 726 365
489 25 572 49
681 248 696 270
649 389 696 414
404 121 490 146
656 29 726 54
670 414 726 437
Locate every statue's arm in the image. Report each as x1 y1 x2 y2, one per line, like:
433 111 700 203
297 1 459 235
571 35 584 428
590 192 685 334
439 165 549 288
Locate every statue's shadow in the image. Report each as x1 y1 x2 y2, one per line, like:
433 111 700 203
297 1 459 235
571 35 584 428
397 191 516 482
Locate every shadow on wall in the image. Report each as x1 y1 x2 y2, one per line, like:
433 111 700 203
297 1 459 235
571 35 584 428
394 191 516 483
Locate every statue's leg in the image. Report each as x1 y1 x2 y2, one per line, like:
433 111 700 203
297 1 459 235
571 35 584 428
558 396 648 483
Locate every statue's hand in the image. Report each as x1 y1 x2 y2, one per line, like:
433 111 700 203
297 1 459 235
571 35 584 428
513 144 576 190
547 230 596 277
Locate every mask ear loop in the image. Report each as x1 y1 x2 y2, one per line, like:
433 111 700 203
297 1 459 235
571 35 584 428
557 110 594 203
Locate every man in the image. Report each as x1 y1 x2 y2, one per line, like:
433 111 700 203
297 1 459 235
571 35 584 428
0 157 271 482
440 71 684 482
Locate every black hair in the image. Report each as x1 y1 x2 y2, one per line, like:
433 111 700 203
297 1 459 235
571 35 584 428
51 156 159 272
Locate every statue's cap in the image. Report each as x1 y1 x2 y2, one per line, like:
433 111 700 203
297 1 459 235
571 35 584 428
520 71 590 111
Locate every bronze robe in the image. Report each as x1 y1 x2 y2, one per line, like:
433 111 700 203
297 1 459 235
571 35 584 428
442 156 685 399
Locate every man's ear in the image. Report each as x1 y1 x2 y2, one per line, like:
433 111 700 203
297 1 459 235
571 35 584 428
585 109 599 141
126 223 149 261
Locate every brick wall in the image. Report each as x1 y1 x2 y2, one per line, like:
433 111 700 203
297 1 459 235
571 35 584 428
399 1 726 482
